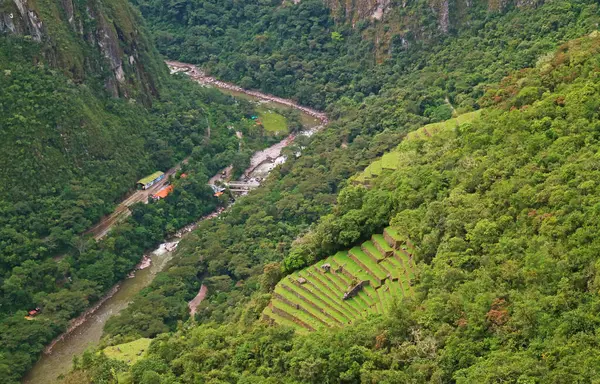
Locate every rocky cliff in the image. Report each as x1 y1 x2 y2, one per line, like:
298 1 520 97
0 0 164 102
322 0 545 31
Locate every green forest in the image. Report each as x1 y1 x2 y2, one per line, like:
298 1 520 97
5 0 600 383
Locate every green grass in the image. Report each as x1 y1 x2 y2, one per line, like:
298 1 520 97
381 152 401 170
103 338 152 365
274 286 336 326
349 247 388 281
373 234 393 254
283 282 350 323
353 173 366 184
263 306 310 333
257 108 288 134
346 288 371 310
355 112 485 186
380 259 400 280
333 251 376 284
379 283 397 311
299 278 355 320
384 255 407 279
314 266 346 292
363 285 380 310
272 301 323 330
353 290 374 311
455 109 482 125
385 227 402 242
330 268 352 287
362 241 385 262
265 228 418 331
370 161 383 176
394 249 414 275
309 270 363 313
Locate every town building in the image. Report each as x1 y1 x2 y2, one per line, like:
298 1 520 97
137 171 165 190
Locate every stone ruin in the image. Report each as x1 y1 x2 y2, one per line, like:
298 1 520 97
343 280 369 300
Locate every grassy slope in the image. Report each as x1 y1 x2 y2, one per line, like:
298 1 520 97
103 338 152 365
257 108 288 134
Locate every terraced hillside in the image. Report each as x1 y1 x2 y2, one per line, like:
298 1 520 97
263 228 416 331
353 110 483 185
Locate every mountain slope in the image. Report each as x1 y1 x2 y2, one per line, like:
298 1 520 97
0 0 163 100
73 31 600 383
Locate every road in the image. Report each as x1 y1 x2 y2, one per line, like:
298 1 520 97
29 62 331 383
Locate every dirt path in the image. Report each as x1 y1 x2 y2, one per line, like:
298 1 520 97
188 285 208 316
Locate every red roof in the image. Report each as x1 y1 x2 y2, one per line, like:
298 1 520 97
180 173 188 179
214 191 224 197
153 185 174 200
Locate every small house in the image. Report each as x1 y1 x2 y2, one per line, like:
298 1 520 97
152 185 174 200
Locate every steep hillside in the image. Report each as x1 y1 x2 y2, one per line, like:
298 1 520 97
93 0 600 346
0 0 163 100
133 0 597 109
263 227 416 331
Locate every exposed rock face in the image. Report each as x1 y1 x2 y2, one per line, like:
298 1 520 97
0 0 162 103
0 0 42 41
323 0 545 31
325 0 392 24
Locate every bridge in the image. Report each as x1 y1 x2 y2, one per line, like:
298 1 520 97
225 181 260 192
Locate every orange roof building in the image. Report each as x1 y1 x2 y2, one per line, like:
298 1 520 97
153 185 174 200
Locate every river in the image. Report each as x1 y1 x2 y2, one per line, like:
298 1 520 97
22 243 177 384
22 62 328 384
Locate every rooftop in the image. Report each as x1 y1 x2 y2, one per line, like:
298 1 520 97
153 185 174 199
138 171 164 185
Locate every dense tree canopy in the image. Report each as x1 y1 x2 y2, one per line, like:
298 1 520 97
101 0 600 340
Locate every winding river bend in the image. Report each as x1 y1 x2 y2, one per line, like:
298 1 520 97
23 62 328 384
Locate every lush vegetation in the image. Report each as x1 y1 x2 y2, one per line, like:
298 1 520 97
7 0 600 382
132 0 599 113
73 31 600 383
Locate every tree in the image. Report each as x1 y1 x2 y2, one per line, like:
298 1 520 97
260 262 282 292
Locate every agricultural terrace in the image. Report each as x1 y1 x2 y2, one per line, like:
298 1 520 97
262 227 416 331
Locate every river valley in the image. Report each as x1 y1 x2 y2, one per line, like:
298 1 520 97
22 61 328 384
